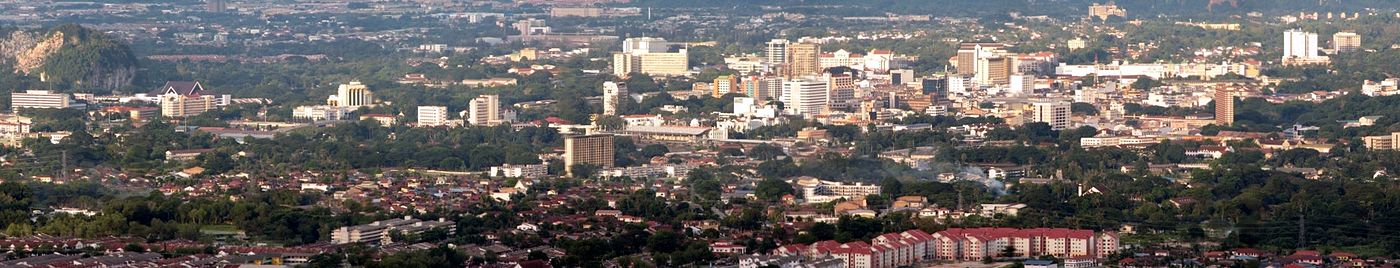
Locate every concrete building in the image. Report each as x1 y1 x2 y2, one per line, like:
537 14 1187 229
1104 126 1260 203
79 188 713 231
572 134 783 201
467 95 503 125
1283 29 1329 65
1088 2 1125 20
292 105 353 121
931 228 1118 261
782 77 830 116
1333 31 1361 53
613 38 688 77
766 39 789 66
1362 132 1400 150
160 94 216 117
738 76 771 101
603 81 628 116
825 73 856 110
784 43 821 78
417 106 449 127
331 216 455 245
10 90 83 112
564 134 615 175
1214 87 1235 126
328 81 375 107
1030 100 1071 130
713 75 737 97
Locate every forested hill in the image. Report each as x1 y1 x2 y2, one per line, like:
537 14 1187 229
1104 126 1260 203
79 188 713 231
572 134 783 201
628 0 1398 18
0 24 137 93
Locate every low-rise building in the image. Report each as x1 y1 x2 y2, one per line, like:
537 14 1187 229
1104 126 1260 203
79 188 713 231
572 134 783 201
330 216 455 245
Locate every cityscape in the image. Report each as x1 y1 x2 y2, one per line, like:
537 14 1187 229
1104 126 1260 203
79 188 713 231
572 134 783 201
0 0 1398 267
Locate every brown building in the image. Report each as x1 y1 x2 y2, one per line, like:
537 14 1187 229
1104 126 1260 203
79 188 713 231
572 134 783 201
1214 87 1235 126
564 134 615 175
784 43 821 78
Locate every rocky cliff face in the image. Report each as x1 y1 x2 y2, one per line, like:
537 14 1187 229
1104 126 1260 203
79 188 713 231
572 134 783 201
0 25 136 92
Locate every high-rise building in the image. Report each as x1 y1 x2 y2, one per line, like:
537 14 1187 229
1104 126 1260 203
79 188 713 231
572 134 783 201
206 0 226 12
738 76 770 101
765 39 789 66
784 43 821 78
328 81 375 107
160 94 216 117
468 95 502 125
613 37 688 77
825 73 856 110
1214 87 1235 126
1333 31 1361 53
11 90 81 112
564 134 615 175
602 81 627 116
955 43 1014 86
417 106 449 127
975 57 1014 85
712 75 736 97
1030 100 1071 130
1088 2 1126 20
782 77 829 116
1283 29 1329 65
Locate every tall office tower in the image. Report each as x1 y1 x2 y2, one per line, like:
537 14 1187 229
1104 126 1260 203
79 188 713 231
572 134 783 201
975 57 1014 85
738 76 770 101
825 73 856 110
1333 31 1361 53
765 39 789 66
712 75 737 97
612 37 688 77
946 74 976 95
1030 100 1071 130
1282 29 1316 63
782 77 830 116
1214 87 1235 126
468 94 501 125
955 43 1008 76
418 106 449 127
784 43 821 78
564 134 615 175
602 81 627 116
206 0 226 12
328 81 375 107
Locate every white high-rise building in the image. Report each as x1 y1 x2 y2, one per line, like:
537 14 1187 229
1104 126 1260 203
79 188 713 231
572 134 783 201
613 37 688 77
468 95 502 125
622 37 670 54
328 81 375 107
602 81 627 116
1332 31 1361 53
1283 29 1328 65
765 39 789 66
782 77 829 117
1007 75 1035 96
418 106 449 127
1030 100 1071 130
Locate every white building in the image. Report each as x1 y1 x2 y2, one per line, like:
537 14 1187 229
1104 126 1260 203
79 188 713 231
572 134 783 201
1362 78 1398 97
417 106 449 127
1030 100 1071 130
328 81 375 107
1283 29 1329 65
765 39 789 65
11 90 83 112
603 81 628 115
489 163 548 179
330 216 455 245
467 95 503 125
292 105 354 121
782 78 829 117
